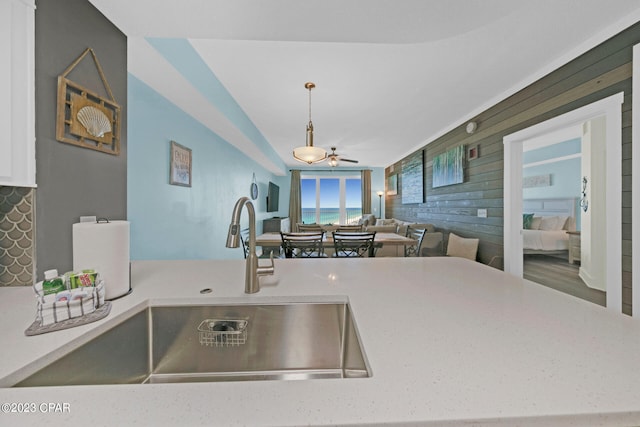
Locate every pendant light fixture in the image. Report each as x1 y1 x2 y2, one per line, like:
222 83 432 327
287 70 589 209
293 82 327 164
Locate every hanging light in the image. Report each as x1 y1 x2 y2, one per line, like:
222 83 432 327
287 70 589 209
293 82 327 164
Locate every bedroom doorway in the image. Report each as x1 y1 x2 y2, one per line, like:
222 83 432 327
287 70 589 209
520 125 605 306
503 92 623 312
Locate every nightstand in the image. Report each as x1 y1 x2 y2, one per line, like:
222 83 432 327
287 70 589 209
567 231 581 264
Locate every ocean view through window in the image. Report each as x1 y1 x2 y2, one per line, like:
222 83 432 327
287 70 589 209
301 176 362 225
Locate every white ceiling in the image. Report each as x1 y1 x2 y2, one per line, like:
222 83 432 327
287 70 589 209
89 0 640 174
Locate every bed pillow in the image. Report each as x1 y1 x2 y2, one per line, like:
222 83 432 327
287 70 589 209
523 213 534 229
539 216 560 230
556 216 569 230
530 216 542 230
538 216 571 231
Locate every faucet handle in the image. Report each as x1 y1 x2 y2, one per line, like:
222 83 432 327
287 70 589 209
257 252 275 277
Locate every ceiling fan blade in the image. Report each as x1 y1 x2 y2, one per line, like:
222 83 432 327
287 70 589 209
340 158 359 163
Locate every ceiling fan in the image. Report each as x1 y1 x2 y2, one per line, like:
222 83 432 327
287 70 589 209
327 147 359 167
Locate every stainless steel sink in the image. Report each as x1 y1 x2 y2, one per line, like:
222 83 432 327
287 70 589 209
13 301 370 387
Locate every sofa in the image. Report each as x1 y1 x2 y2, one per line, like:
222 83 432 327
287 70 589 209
367 218 437 235
358 213 377 228
365 218 444 257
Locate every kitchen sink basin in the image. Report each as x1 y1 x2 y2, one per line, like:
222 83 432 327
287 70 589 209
13 301 370 387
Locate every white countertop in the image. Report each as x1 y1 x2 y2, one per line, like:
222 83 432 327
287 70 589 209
1 257 640 426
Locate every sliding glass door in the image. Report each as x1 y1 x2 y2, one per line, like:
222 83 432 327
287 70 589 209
301 176 362 225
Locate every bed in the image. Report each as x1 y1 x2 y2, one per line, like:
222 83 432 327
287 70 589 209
522 198 577 257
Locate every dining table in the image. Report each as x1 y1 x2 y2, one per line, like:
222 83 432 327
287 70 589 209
254 232 418 257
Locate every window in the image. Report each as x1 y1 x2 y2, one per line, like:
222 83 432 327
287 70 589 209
301 176 362 225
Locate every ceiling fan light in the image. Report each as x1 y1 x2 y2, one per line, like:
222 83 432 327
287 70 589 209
328 157 339 167
293 146 327 164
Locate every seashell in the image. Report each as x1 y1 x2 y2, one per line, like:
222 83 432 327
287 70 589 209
77 106 112 138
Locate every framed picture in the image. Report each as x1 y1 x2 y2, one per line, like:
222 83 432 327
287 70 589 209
523 174 551 188
56 48 121 155
170 141 192 187
387 174 398 195
432 145 464 188
468 145 479 160
401 150 424 204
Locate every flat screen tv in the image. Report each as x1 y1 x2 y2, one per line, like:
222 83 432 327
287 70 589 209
266 181 279 212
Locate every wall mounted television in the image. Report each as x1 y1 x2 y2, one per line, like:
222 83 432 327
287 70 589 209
266 181 279 212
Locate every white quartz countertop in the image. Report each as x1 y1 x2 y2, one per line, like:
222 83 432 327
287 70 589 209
1 257 640 426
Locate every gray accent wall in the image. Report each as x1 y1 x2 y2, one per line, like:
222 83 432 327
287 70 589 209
387 22 638 315
34 0 127 279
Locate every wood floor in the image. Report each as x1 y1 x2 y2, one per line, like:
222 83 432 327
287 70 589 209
523 254 606 307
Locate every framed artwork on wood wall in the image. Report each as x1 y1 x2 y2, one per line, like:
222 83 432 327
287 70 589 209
387 174 398 195
401 150 425 204
468 144 479 160
170 141 192 187
432 145 465 188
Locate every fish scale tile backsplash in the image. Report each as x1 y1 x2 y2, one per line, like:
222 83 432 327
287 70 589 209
0 186 35 286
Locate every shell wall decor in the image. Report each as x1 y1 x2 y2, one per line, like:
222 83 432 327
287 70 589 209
56 48 121 155
77 105 112 138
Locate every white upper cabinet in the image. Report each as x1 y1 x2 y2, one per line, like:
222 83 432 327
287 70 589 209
0 0 36 187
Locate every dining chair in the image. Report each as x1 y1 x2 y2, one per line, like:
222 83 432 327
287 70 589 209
297 223 323 232
404 226 427 257
332 231 377 257
280 232 327 258
335 224 363 232
241 228 275 258
240 228 253 259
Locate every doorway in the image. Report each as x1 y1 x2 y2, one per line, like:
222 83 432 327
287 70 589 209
503 93 623 312
520 125 605 305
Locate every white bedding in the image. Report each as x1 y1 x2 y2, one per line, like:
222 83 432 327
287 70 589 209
522 229 569 251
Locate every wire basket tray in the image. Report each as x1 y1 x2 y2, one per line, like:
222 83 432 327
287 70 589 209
197 318 248 347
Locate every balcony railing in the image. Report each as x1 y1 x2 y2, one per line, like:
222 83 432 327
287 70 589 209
301 208 362 225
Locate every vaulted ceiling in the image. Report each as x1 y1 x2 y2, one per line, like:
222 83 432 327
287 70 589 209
89 0 640 175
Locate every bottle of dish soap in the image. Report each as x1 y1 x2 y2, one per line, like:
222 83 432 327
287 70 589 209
42 269 66 295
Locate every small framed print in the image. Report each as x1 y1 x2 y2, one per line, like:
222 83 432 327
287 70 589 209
387 174 398 195
468 145 479 161
170 141 192 187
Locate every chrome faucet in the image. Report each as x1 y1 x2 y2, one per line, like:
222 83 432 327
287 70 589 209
225 197 274 293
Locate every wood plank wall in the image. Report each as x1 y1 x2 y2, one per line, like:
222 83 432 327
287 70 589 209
386 22 638 315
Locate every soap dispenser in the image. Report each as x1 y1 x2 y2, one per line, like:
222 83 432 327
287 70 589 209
42 269 66 295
